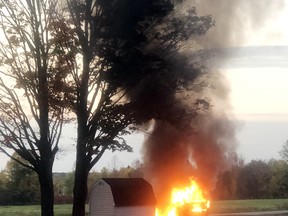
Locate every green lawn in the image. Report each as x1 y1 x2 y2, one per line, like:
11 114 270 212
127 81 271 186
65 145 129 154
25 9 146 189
1 200 288 215
210 199 288 213
0 204 87 216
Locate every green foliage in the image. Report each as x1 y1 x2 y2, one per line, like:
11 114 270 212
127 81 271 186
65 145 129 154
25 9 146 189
63 172 75 196
268 159 288 198
237 160 272 199
58 162 144 205
0 170 8 187
86 163 144 196
213 158 288 200
0 154 40 205
213 171 235 200
0 173 11 205
53 173 74 204
280 140 288 161
0 163 75 205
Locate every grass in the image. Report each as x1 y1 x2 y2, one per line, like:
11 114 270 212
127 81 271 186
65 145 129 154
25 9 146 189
0 200 288 215
0 204 88 216
210 199 288 213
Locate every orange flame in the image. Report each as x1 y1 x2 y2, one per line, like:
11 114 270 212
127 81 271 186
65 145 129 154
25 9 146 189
156 179 210 216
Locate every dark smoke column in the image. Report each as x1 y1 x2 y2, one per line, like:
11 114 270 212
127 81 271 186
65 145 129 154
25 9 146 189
139 1 240 197
143 76 236 204
141 0 284 207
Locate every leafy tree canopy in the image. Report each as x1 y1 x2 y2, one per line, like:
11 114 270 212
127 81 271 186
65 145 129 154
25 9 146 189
280 140 288 161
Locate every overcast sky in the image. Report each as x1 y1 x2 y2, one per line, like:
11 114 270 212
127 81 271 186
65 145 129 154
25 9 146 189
224 55 288 163
223 1 288 163
1 1 288 172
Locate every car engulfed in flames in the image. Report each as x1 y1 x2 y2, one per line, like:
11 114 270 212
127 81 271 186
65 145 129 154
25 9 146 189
155 178 210 216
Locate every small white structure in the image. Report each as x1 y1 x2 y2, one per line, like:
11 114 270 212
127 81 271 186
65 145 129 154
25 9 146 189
89 178 156 216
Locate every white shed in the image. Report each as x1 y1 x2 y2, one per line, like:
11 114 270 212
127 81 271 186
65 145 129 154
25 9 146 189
89 178 156 216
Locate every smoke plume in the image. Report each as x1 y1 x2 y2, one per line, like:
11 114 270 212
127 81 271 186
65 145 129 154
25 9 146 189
140 0 285 205
142 73 237 205
192 0 286 48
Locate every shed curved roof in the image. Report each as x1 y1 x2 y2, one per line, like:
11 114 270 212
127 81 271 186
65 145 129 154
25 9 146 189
101 178 156 207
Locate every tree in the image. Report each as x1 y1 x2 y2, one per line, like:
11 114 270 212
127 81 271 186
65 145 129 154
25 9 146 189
237 160 272 199
280 140 288 161
212 153 244 200
267 159 288 198
53 173 73 204
60 1 214 215
0 169 9 205
0 1 66 215
213 170 234 200
63 172 75 196
5 153 40 205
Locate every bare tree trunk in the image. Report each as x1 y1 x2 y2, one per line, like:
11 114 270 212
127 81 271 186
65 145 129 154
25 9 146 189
72 148 89 216
38 160 54 216
72 52 91 216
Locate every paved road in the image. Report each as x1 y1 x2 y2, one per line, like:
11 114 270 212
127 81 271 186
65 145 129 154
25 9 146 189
210 210 288 216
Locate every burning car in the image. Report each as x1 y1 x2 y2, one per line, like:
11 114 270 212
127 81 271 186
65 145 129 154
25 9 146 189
176 200 210 216
155 178 210 216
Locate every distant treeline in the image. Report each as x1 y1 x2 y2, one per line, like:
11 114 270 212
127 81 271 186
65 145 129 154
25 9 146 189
0 159 143 205
212 159 288 200
1 158 288 205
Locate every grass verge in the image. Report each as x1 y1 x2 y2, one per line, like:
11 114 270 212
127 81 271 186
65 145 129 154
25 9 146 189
0 204 88 216
0 200 288 215
210 199 288 213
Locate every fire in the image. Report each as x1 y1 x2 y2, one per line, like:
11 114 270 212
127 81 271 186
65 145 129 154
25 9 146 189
155 179 210 216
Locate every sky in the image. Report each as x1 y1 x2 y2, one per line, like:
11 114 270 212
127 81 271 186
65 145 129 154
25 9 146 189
224 64 288 163
1 1 288 172
94 1 288 171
